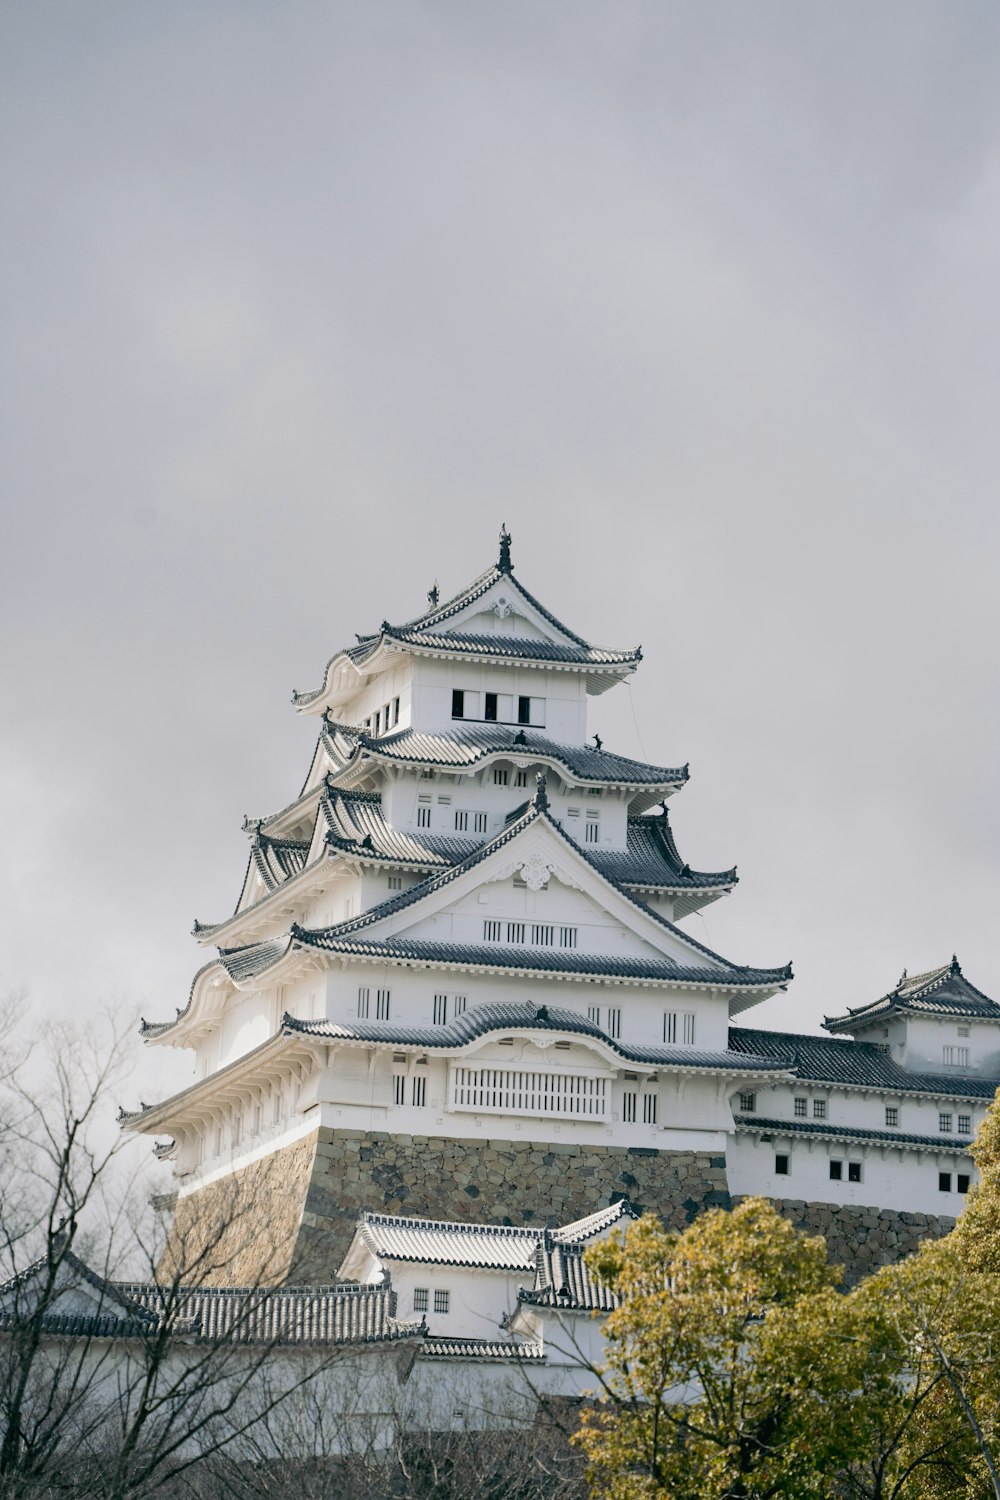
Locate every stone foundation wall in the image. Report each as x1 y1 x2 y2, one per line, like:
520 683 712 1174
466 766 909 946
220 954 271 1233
759 1197 956 1286
289 1128 731 1281
161 1132 319 1287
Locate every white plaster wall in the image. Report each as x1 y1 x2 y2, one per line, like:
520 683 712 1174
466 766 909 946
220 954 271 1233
900 1015 1000 1077
733 1079 988 1142
410 658 588 743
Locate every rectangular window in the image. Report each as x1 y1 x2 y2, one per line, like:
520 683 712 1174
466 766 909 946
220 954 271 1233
454 811 469 831
485 692 498 722
739 1092 756 1114
231 1116 241 1148
493 767 509 786
813 1100 827 1120
664 1012 677 1044
958 1114 971 1135
794 1098 807 1118
622 1090 637 1123
642 1093 658 1125
885 1106 899 1127
376 989 391 1020
437 794 452 806
451 1067 609 1120
454 995 467 1016
357 987 370 1019
417 805 431 828
514 770 528 788
213 1125 223 1157
560 926 577 948
958 1173 971 1195
393 1074 405 1105
473 812 488 833
682 1012 696 1046
943 1046 971 1068
413 1288 429 1312
483 920 502 942
388 874 403 890
412 1075 427 1107
958 1025 970 1037
452 689 465 719
517 696 531 725
585 816 600 844
373 709 381 735
433 994 448 1026
507 922 526 944
587 1005 601 1025
433 1290 450 1314
253 1101 262 1134
829 1160 843 1181
566 807 581 820
775 1154 790 1176
606 1008 621 1039
939 1113 953 1134
848 1161 862 1183
392 696 400 726
939 1172 952 1193
531 924 554 946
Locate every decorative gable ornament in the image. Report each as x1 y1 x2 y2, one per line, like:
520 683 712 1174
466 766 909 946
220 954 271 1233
519 850 553 891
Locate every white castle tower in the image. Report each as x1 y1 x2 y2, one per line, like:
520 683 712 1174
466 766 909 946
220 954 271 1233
126 530 991 1285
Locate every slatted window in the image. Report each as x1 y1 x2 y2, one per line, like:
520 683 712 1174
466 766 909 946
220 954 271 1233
958 1114 971 1134
453 995 467 1016
434 1290 450 1314
483 920 502 942
417 796 431 828
493 768 509 786
939 1113 953 1134
560 927 577 948
664 1012 677 1044
943 1046 970 1068
393 1074 405 1105
452 1067 608 1119
392 696 400 726
813 1100 827 1120
587 1005 601 1025
388 875 403 890
413 1288 429 1312
454 811 469 831
683 1013 695 1045
607 1008 621 1039
642 1093 658 1125
412 1076 427 1107
473 812 488 832
514 770 528 788
739 1092 756 1113
507 922 526 944
433 994 448 1026
531 924 554 946
794 1098 807 1118
376 989 391 1020
622 1090 637 1123
585 814 600 844
357 988 370 1019
885 1106 899 1127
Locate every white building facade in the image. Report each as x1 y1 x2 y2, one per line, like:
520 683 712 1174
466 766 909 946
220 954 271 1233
125 530 1000 1288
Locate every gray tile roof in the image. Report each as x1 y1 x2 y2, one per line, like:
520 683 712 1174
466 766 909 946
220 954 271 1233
553 1200 638 1242
0 1310 161 1340
116 1282 423 1346
322 789 479 869
824 958 1000 1033
421 1336 545 1361
729 1026 1000 1099
734 1115 975 1152
292 548 641 707
519 1236 618 1312
377 629 640 667
285 1004 789 1071
590 811 736 892
325 722 687 790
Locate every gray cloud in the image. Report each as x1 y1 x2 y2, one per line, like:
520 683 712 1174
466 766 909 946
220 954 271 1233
1 2 997 1089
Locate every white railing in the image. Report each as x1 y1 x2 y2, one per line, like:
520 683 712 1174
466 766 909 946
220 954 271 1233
450 1066 609 1119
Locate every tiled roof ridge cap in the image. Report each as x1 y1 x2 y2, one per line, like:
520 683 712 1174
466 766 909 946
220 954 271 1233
359 1210 537 1239
351 724 687 785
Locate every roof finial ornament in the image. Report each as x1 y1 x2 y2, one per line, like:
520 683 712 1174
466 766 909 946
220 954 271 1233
498 523 513 574
592 733 603 751
427 581 439 608
533 770 549 812
951 954 961 975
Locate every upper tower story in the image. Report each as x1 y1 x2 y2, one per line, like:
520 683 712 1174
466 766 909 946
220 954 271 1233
290 526 642 746
823 958 1000 1077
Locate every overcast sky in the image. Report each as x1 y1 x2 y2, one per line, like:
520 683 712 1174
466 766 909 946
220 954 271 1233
2 3 998 1102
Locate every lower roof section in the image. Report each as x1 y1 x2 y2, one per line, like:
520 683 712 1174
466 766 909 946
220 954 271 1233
730 1026 1000 1100
734 1115 974 1154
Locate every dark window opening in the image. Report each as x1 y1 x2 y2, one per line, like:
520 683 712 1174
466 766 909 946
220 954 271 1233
452 690 465 719
775 1154 789 1176
517 695 531 724
829 1160 843 1181
958 1174 971 1195
848 1162 862 1183
939 1172 952 1193
485 692 498 721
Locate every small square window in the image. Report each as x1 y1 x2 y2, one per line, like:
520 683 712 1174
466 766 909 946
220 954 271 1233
433 1289 450 1314
958 1114 972 1135
939 1113 953 1134
793 1098 807 1118
958 1173 971 1195
829 1160 843 1181
848 1162 862 1183
413 1288 429 1312
939 1172 952 1193
775 1154 790 1176
739 1092 756 1114
885 1106 899 1128
813 1100 827 1120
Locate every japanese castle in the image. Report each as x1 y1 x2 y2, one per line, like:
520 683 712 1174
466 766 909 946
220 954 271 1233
127 528 1000 1299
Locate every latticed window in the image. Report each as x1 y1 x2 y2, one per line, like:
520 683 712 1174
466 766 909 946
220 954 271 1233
813 1100 827 1120
642 1093 658 1125
376 989 391 1020
393 1074 405 1105
531 924 554 946
433 994 448 1026
413 1288 429 1312
739 1092 756 1113
357 987 370 1019
412 1075 427 1107
622 1090 637 1123
493 767 509 786
483 920 502 941
507 922 526 944
958 1114 971 1135
452 1067 608 1119
587 1005 601 1025
454 995 467 1016
794 1098 807 1118
885 1106 899 1127
473 812 488 832
433 1290 450 1314
560 927 577 948
606 1008 621 1039
939 1113 953 1134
